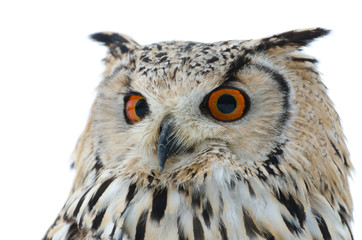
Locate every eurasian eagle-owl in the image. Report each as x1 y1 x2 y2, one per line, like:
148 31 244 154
44 28 353 240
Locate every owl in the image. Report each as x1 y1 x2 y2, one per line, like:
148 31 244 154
44 28 353 240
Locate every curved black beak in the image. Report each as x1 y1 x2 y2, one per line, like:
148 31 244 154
158 117 183 171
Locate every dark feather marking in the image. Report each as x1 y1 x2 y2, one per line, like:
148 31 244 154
92 208 106 230
291 57 318 63
88 177 115 211
244 179 255 197
263 144 284 177
207 56 219 64
329 139 342 159
65 222 78 240
150 187 168 222
109 222 117 239
255 28 330 52
224 54 251 84
93 154 103 172
257 168 267 181
264 144 284 171
227 179 235 190
304 180 310 192
90 32 130 46
263 230 275 240
159 56 168 63
256 64 290 125
93 160 103 172
181 57 191 64
202 199 213 228
135 209 149 240
178 185 189 196
276 189 305 228
243 208 261 238
342 155 349 167
193 216 205 240
219 218 228 240
73 188 91 217
126 183 137 203
234 171 242 181
118 45 129 54
337 203 353 239
141 56 151 63
138 66 145 72
155 52 167 58
338 203 348 225
192 191 201 209
219 192 224 213
312 209 331 240
120 182 138 219
282 215 302 235
91 32 131 55
345 223 354 240
184 42 197 52
147 175 154 185
191 170 197 178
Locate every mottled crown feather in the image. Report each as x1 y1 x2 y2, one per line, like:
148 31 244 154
90 28 330 63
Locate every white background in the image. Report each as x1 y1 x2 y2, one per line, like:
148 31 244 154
0 0 360 239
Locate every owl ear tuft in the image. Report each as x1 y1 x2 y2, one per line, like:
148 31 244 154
255 28 330 52
90 32 140 56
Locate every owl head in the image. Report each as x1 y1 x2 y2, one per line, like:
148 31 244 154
71 28 352 219
38 28 358 240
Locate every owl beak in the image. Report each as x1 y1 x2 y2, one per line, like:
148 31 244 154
158 117 179 171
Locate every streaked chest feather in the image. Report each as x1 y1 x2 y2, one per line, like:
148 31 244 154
48 164 351 240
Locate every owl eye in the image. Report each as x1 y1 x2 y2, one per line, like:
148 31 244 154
124 94 149 124
205 87 248 122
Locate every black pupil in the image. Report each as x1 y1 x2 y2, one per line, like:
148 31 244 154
217 94 237 114
135 99 148 118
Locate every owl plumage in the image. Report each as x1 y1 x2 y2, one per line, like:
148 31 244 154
44 28 353 240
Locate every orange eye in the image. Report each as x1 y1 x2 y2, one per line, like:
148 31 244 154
124 94 149 124
207 88 248 121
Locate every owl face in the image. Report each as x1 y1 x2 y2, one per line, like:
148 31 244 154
44 29 354 240
93 37 295 175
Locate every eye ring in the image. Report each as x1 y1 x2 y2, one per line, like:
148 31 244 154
202 87 249 122
124 93 149 124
